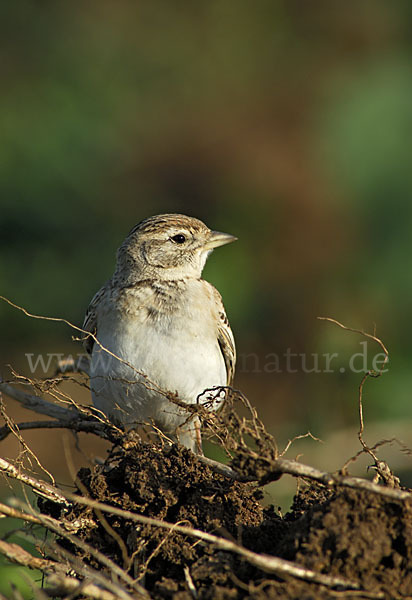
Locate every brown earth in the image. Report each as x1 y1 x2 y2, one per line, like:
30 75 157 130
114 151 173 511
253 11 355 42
41 439 412 599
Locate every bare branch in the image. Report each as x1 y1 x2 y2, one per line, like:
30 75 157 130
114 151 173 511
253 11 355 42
43 576 121 600
0 380 80 421
254 458 412 501
0 457 69 504
0 417 110 442
317 317 389 360
197 455 245 479
37 537 140 600
0 539 62 574
0 393 55 483
0 501 44 525
0 380 117 442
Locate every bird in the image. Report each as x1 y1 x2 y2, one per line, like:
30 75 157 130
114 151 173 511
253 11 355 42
82 214 237 453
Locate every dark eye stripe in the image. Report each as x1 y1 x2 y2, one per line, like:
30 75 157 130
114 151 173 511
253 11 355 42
171 234 186 244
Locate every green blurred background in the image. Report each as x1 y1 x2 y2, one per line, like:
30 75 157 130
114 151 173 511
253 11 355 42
1 1 412 594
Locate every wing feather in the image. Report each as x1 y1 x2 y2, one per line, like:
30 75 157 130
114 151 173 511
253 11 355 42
82 285 107 355
211 287 236 386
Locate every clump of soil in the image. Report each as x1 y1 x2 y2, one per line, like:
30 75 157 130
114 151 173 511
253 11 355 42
41 439 412 599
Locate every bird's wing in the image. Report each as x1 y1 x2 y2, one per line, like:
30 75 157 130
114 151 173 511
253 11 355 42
211 286 236 386
82 285 107 355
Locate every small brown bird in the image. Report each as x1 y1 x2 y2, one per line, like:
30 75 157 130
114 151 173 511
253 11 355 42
83 214 237 452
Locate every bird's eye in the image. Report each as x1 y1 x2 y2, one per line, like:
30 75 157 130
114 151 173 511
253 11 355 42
171 234 186 244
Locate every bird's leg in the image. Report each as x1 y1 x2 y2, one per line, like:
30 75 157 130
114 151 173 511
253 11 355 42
194 418 204 456
173 417 203 455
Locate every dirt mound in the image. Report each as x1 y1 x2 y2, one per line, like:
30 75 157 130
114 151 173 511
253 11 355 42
41 439 412 599
272 485 412 598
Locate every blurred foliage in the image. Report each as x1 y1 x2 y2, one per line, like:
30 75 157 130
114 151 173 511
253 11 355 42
0 514 42 598
1 1 412 455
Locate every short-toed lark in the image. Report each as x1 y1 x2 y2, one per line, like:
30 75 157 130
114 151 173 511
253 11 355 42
83 214 236 453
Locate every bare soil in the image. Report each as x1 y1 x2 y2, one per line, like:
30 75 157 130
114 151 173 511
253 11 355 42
41 439 412 599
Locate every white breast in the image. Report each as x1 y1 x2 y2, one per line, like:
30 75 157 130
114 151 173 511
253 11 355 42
89 280 227 433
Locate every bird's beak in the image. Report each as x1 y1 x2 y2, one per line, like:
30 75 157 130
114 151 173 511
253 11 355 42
203 231 238 251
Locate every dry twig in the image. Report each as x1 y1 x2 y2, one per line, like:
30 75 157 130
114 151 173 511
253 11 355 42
317 317 399 486
43 576 122 600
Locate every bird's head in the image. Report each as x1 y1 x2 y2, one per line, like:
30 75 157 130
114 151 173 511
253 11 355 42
114 213 237 281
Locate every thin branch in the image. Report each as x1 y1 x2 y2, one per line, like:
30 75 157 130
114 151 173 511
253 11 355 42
0 380 81 421
316 317 389 362
43 576 121 600
198 455 246 479
47 541 137 600
0 501 44 525
0 393 55 484
0 418 110 442
27 533 140 600
317 317 397 485
201 455 412 502
0 499 94 534
280 431 323 458
256 458 411 501
317 317 388 449
0 539 62 574
0 457 69 504
0 380 117 441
